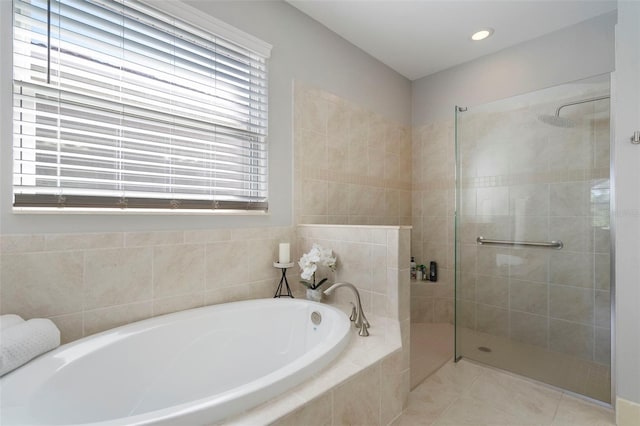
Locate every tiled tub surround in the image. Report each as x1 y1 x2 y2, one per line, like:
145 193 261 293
454 81 612 402
293 83 412 226
0 227 294 343
228 315 404 426
1 224 411 424
288 224 412 423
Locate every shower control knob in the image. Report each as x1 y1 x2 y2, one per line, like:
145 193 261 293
632 130 640 144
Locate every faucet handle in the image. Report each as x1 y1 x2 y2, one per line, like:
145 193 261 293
361 315 370 328
359 322 370 337
349 303 357 322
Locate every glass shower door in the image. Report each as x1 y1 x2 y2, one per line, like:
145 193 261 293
454 76 612 403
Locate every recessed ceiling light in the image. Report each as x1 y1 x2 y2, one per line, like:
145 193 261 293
471 28 494 41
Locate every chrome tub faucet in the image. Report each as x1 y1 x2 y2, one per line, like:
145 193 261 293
323 282 370 336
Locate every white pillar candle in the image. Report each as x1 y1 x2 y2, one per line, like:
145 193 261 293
278 243 290 264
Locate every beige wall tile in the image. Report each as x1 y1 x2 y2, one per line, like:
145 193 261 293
125 231 184 247
45 233 123 251
411 297 434 323
1 251 83 317
549 319 594 360
327 182 350 216
594 254 610 290
49 312 83 344
594 290 611 328
434 299 454 324
274 393 332 426
457 273 476 301
246 239 279 282
509 279 548 315
231 227 272 241
398 272 410 322
476 304 508 337
370 245 388 294
511 216 549 242
298 89 328 134
398 229 410 269
298 129 328 171
550 182 589 216
510 311 548 347
475 275 508 308
84 247 153 310
301 179 328 216
476 246 509 277
183 229 231 244
1 234 46 253
333 364 381 425
509 248 549 282
205 241 249 289
84 301 153 336
294 84 410 226
549 217 592 252
594 226 610 254
456 300 476 329
476 187 509 216
381 351 406 425
509 184 550 216
550 251 593 287
594 327 611 365
476 215 512 241
550 284 594 324
334 241 371 288
153 244 205 299
153 293 204 317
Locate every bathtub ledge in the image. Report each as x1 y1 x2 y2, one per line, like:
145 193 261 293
224 313 402 425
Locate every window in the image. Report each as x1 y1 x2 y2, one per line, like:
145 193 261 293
13 0 271 211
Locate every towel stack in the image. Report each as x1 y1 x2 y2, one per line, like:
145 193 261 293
0 314 60 376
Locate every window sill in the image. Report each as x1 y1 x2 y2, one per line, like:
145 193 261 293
12 207 269 216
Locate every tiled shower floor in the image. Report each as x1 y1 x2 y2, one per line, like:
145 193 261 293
410 322 610 403
456 327 611 403
394 359 615 425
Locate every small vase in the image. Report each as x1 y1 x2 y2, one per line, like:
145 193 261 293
306 288 323 302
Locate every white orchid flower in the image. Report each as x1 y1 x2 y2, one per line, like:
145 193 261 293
298 244 338 289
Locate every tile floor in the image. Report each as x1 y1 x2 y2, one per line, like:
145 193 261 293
393 359 615 426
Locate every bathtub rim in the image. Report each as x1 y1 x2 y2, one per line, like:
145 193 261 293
224 312 403 425
0 298 352 426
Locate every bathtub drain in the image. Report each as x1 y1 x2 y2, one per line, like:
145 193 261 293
311 311 322 325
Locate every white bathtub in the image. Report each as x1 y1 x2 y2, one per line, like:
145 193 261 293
0 298 351 425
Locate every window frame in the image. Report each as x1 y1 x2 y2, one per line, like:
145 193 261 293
12 0 272 213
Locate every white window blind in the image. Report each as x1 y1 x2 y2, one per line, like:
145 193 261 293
13 0 270 211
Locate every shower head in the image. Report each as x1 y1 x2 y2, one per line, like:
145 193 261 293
537 114 575 128
538 95 609 128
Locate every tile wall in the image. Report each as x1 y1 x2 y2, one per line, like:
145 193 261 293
0 227 293 343
293 83 412 226
294 224 412 421
410 119 456 324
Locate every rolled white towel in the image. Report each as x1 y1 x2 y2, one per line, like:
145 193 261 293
0 314 24 330
0 318 60 376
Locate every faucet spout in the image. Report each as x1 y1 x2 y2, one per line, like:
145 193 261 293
323 282 370 336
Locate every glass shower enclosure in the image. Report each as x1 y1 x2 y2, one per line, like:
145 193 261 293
454 75 612 403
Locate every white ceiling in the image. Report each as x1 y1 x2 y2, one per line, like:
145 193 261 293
287 0 617 81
